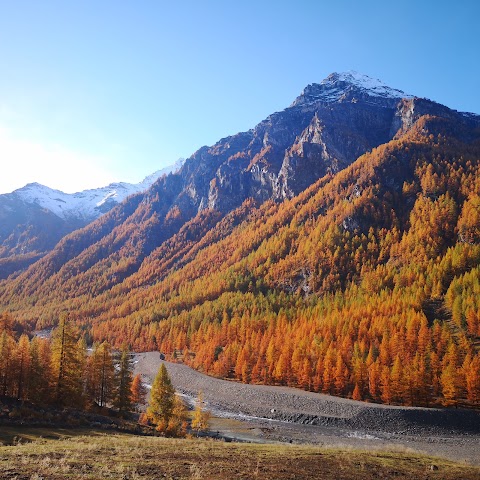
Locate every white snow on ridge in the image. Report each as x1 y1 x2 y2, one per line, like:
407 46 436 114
12 158 185 221
292 71 414 107
462 111 480 120
325 71 414 99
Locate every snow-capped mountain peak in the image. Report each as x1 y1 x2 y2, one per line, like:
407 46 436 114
138 157 186 189
291 71 414 107
11 158 185 221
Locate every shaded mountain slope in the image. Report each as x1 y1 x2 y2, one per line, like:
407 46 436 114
2 110 479 325
0 73 435 285
0 159 184 278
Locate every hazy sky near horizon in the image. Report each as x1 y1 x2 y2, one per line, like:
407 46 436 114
0 0 479 194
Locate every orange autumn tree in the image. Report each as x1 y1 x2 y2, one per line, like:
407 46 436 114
131 373 147 411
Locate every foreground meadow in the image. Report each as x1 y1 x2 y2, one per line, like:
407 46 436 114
1 428 479 480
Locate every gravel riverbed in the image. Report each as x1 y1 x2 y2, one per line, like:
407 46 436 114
134 352 480 465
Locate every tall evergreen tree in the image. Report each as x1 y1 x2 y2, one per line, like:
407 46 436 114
130 373 147 412
98 341 115 408
86 341 102 404
15 334 31 400
86 341 115 408
29 337 52 404
76 336 88 406
0 330 15 396
114 347 134 414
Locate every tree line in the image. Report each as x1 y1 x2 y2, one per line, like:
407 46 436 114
0 312 146 414
0 312 211 437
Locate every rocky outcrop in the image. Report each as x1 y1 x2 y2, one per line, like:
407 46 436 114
170 72 476 215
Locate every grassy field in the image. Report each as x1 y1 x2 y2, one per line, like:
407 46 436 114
0 427 479 479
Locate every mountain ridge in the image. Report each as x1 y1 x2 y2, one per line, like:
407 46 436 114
0 158 185 277
290 71 414 107
1 71 478 307
6 157 186 221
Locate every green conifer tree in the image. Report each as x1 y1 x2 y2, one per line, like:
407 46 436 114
114 347 134 414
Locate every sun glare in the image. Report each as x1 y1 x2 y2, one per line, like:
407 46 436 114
0 126 117 194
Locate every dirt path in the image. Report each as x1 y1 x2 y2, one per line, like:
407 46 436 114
134 352 480 465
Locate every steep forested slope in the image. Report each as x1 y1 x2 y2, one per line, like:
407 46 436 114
0 73 435 292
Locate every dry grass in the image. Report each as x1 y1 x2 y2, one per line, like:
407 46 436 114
0 428 479 479
0 426 114 446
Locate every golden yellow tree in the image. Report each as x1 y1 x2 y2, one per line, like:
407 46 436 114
146 364 175 433
51 315 84 407
191 390 211 436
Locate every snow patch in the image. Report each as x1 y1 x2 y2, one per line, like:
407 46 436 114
291 71 413 107
10 158 185 221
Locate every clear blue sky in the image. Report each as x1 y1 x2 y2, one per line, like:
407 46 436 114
0 0 479 193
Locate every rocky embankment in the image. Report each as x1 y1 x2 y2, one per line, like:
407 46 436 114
134 353 480 436
134 352 480 465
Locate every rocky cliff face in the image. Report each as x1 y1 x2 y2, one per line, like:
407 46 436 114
166 72 478 216
101 71 479 269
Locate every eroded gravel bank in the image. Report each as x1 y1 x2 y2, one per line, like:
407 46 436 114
134 352 480 465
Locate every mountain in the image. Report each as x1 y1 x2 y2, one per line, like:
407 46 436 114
0 71 424 281
1 72 480 407
12 157 186 221
0 158 185 277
